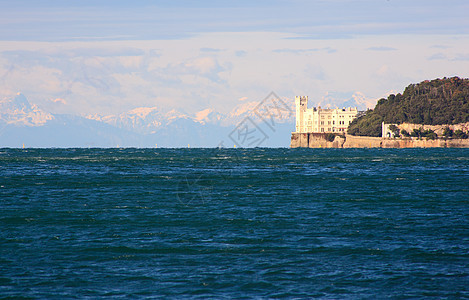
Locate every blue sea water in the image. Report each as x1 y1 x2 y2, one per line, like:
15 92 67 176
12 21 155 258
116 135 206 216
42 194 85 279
0 148 468 299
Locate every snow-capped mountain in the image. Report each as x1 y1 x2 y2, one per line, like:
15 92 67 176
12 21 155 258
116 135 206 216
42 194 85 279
194 108 224 125
1 93 298 147
223 98 295 126
318 91 375 110
87 107 165 134
0 93 53 126
0 93 140 147
85 99 295 135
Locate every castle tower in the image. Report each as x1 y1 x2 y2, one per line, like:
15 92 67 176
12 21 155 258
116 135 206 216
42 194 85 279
295 96 308 133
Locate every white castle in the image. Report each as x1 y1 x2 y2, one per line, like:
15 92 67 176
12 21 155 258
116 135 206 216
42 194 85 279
294 96 358 133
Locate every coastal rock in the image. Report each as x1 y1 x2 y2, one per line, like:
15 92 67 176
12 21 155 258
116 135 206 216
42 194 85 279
290 133 469 148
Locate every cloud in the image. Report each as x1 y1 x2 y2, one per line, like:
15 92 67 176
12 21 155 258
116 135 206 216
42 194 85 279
452 53 469 61
284 34 353 40
273 47 336 54
2 1 469 43
67 48 145 57
235 50 247 57
430 45 451 49
1 30 468 120
200 48 225 53
428 53 447 60
366 46 397 51
427 52 469 61
51 98 67 104
376 65 390 76
304 64 327 81
1 47 146 61
163 56 230 84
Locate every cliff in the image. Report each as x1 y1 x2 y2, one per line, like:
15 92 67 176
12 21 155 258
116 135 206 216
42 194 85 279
290 132 469 148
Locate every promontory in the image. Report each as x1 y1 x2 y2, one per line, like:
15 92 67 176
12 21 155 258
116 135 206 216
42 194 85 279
291 77 469 148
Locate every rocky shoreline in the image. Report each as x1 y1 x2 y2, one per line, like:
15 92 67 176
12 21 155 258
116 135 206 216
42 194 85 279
290 132 469 148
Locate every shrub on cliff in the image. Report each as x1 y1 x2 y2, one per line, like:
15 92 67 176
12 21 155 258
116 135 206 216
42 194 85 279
388 124 400 137
424 129 438 140
454 129 469 139
443 127 453 138
401 129 410 137
348 77 469 136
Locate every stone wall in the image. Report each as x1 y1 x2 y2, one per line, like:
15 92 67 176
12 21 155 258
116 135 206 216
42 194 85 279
444 139 469 148
290 133 310 148
290 133 345 148
381 138 445 148
290 132 469 148
342 135 382 148
395 122 469 136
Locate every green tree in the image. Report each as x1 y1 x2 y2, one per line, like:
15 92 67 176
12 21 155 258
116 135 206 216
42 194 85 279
442 127 453 137
401 129 410 137
388 124 400 137
347 77 469 136
454 129 468 139
411 128 423 138
422 129 437 140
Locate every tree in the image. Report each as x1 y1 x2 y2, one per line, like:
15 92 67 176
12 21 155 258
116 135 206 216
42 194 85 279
422 129 437 140
401 129 410 137
454 129 468 139
388 124 400 137
411 128 423 138
442 127 453 138
347 77 469 136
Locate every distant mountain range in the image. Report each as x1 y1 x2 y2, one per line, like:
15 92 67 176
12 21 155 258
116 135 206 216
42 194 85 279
0 93 295 147
0 92 371 147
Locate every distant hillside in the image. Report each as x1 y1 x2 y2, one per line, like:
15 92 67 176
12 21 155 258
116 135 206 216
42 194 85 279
348 77 469 137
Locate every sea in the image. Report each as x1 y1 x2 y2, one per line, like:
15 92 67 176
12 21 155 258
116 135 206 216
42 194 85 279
1 148 468 299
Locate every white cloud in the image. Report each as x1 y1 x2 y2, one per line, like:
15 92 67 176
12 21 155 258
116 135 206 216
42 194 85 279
51 98 66 104
367 46 397 51
452 53 469 61
0 32 468 118
428 53 447 60
376 65 390 76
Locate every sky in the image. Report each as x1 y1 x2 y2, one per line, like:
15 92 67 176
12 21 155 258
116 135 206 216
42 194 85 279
1 0 469 117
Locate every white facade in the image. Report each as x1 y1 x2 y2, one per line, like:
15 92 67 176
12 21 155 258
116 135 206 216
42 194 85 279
295 96 358 133
382 122 399 138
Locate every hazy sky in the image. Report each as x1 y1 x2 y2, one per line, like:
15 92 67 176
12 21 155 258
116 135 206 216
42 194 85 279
1 0 468 116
